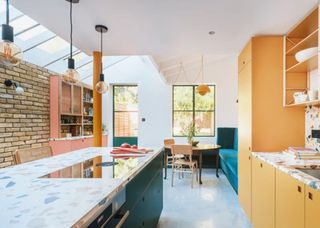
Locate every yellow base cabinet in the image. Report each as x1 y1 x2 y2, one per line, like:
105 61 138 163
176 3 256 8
275 170 304 228
238 151 252 220
305 185 320 228
252 157 275 228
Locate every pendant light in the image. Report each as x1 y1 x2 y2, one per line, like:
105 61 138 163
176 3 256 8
196 55 211 96
0 0 23 66
62 0 80 84
95 25 108 94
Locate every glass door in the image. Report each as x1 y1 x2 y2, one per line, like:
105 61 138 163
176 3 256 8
113 85 138 147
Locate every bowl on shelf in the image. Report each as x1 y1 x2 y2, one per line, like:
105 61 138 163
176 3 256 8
295 47 318 63
293 92 308 103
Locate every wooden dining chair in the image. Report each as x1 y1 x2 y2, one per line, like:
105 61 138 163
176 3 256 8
14 146 53 164
171 144 198 188
164 139 184 169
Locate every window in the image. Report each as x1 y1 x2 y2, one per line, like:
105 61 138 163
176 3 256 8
113 85 138 137
173 85 215 137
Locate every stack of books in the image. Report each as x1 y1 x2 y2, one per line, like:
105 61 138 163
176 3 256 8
284 147 320 160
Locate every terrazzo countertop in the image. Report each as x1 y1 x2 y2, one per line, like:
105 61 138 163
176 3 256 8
0 147 161 228
252 152 320 190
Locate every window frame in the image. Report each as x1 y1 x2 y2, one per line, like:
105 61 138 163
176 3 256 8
172 85 216 137
113 85 139 138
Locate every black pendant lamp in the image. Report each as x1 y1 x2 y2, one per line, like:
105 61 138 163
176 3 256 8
95 25 108 94
0 0 23 66
62 0 80 84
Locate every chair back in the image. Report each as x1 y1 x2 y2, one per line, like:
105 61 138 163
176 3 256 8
164 139 175 146
171 144 193 161
14 146 53 164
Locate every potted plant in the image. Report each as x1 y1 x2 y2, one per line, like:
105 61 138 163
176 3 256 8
182 122 199 146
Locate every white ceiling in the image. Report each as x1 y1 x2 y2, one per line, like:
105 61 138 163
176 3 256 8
11 0 318 61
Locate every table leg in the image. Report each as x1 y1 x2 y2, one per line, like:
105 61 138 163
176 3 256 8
216 151 220 178
199 153 203 184
164 149 168 179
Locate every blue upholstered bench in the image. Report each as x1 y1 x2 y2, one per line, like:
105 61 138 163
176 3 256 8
217 128 238 193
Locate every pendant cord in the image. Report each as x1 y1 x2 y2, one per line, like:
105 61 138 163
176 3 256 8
100 31 103 74
6 0 9 25
201 55 204 83
70 0 73 59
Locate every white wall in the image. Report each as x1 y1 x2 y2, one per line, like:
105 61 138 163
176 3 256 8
96 55 237 147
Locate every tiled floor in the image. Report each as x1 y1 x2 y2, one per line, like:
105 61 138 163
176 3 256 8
158 169 252 228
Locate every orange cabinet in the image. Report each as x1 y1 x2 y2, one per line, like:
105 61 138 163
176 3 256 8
252 157 275 228
305 185 320 228
275 170 304 228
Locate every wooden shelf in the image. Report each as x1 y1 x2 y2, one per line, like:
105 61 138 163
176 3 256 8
83 123 93 125
286 55 318 73
286 99 320 107
83 115 93 117
61 113 82 117
286 29 318 55
287 7 318 38
61 123 82 126
83 100 93 104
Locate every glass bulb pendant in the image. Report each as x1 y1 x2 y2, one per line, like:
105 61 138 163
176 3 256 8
0 25 23 66
63 58 79 84
96 73 108 94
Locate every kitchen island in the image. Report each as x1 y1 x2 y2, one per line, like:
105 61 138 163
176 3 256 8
0 147 163 227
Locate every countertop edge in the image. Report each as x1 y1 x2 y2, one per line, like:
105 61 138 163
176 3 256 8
252 152 320 191
72 148 162 227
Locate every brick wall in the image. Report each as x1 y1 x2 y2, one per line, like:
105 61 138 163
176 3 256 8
0 61 53 168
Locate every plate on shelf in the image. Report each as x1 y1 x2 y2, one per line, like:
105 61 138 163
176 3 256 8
295 47 317 63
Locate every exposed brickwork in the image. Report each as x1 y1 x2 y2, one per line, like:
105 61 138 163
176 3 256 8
0 61 54 168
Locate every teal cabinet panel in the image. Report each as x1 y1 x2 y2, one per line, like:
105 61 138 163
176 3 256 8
122 152 163 228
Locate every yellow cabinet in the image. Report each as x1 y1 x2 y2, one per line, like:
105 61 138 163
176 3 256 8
238 56 252 220
305 185 320 228
252 157 275 228
238 151 252 219
275 170 304 228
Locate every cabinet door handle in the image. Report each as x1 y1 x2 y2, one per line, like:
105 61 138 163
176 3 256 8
297 186 302 193
248 147 251 151
248 156 251 160
308 192 313 200
243 61 245 65
260 163 263 168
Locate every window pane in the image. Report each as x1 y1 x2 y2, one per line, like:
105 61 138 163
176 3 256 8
173 86 193 110
16 25 47 41
11 15 38 34
114 112 138 137
37 37 69 54
195 86 215 110
173 112 193 136
195 111 214 136
114 86 138 111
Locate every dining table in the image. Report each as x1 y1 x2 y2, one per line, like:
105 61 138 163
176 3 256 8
164 144 221 184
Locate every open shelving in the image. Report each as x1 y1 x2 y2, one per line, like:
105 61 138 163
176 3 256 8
57 80 94 137
284 6 319 107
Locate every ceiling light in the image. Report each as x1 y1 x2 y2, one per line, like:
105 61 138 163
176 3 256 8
196 55 211 96
208 31 215 35
95 25 108 94
62 0 80 84
0 0 23 66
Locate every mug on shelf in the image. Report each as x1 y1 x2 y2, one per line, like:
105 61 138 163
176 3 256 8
308 90 318 101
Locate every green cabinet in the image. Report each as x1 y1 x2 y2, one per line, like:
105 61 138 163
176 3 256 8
122 152 163 228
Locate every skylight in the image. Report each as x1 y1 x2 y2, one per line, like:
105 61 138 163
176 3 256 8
16 25 47 41
11 15 38 34
37 37 70 54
